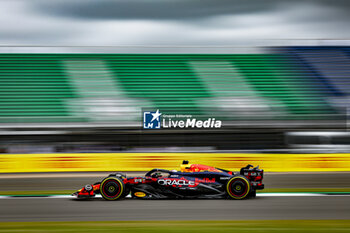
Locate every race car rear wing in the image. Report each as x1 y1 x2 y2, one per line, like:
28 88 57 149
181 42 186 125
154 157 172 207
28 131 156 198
240 164 264 190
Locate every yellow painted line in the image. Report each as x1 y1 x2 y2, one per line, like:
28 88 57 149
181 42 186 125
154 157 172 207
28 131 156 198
0 153 349 173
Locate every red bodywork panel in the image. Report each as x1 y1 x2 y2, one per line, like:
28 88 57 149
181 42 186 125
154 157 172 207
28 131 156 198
75 183 100 197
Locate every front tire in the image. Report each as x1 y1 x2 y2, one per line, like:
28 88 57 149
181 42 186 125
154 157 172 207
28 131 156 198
226 176 251 200
100 177 125 201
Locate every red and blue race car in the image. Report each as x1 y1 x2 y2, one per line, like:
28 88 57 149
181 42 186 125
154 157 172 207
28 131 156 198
73 160 264 200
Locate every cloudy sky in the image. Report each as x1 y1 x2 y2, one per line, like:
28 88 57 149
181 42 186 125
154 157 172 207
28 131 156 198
0 0 349 46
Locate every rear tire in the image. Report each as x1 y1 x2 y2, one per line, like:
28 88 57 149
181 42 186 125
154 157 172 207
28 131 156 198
100 177 125 201
226 176 251 200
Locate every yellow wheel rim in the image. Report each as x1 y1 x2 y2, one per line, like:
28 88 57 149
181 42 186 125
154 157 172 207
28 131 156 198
226 176 250 199
100 177 124 201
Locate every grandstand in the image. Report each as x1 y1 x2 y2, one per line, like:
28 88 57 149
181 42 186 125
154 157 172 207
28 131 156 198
0 47 349 152
0 52 344 124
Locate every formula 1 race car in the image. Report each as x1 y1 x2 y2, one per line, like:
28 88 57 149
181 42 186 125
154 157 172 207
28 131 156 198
73 161 264 200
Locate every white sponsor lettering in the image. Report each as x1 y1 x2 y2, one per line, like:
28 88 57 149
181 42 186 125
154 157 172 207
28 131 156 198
158 179 195 186
162 118 221 128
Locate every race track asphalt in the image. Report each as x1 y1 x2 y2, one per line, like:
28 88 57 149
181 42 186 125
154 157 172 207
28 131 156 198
1 172 349 222
0 196 349 222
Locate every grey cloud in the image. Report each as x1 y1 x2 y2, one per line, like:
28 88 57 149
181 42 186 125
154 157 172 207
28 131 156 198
33 0 280 20
33 0 350 21
1 0 350 47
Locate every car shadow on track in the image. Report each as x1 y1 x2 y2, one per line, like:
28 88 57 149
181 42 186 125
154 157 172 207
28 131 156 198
70 196 263 202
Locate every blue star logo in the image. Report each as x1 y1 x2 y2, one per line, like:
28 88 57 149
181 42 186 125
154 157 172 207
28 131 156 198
143 109 162 129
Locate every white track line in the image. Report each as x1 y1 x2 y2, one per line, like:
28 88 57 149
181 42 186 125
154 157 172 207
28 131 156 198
0 193 349 199
258 193 325 197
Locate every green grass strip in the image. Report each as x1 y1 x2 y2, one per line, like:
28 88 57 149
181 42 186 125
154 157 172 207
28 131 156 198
0 190 75 196
1 188 350 196
0 220 349 233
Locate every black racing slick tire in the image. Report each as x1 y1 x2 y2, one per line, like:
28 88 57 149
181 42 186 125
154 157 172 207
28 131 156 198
100 177 125 201
226 176 251 200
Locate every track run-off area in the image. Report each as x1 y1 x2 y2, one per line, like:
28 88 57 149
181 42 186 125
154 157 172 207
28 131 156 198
0 194 349 222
